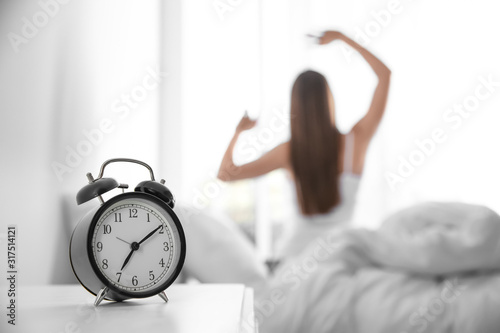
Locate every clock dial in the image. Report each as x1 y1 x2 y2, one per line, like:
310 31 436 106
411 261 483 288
90 197 181 295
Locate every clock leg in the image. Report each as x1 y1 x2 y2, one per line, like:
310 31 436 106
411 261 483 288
94 287 109 307
158 291 169 303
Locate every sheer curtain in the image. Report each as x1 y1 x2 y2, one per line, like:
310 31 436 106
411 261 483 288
173 0 500 259
303 0 500 227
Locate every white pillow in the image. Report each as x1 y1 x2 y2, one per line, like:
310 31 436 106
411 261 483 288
371 201 500 274
173 204 268 289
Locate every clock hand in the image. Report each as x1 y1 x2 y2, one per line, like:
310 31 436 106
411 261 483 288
120 248 135 271
138 225 163 245
116 237 131 245
120 240 140 271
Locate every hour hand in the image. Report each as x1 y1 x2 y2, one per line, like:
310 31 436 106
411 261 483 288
120 248 135 271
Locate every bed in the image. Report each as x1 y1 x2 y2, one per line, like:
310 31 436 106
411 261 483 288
256 202 500 333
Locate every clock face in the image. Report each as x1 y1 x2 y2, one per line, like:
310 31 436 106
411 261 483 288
88 193 185 297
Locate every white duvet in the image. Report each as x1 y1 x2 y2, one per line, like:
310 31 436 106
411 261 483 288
257 202 500 333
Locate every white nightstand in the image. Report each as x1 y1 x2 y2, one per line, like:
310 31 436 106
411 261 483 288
6 284 256 333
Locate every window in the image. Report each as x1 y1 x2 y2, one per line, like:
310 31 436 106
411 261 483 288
164 0 500 260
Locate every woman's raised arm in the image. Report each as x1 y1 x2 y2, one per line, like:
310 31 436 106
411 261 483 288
217 114 289 181
320 31 391 140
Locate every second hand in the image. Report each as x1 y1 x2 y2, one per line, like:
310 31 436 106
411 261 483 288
116 237 131 245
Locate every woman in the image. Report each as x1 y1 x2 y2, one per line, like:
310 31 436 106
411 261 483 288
217 30 391 258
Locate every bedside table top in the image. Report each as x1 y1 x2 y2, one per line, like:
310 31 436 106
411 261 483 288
6 284 256 333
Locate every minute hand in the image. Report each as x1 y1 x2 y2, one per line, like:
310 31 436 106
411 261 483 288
138 225 163 245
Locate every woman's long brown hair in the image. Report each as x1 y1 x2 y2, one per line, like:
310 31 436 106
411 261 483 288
290 70 341 216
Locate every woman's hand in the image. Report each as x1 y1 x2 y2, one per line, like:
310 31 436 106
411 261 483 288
236 112 257 133
318 31 345 45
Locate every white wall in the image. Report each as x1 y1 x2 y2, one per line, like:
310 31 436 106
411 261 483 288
0 0 160 285
1 0 65 286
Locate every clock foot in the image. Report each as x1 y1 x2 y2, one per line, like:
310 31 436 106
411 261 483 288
158 291 169 303
94 287 109 307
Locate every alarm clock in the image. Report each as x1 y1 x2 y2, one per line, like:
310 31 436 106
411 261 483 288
69 158 186 306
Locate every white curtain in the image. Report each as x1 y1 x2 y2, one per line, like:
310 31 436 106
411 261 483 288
174 0 500 258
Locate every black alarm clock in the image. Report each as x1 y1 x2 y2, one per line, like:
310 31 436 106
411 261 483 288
69 158 186 306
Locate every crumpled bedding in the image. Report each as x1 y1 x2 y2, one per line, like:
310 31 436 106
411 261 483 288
257 202 500 333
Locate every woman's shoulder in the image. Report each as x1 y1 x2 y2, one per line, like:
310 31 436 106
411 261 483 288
277 141 291 149
271 141 291 159
276 141 291 170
